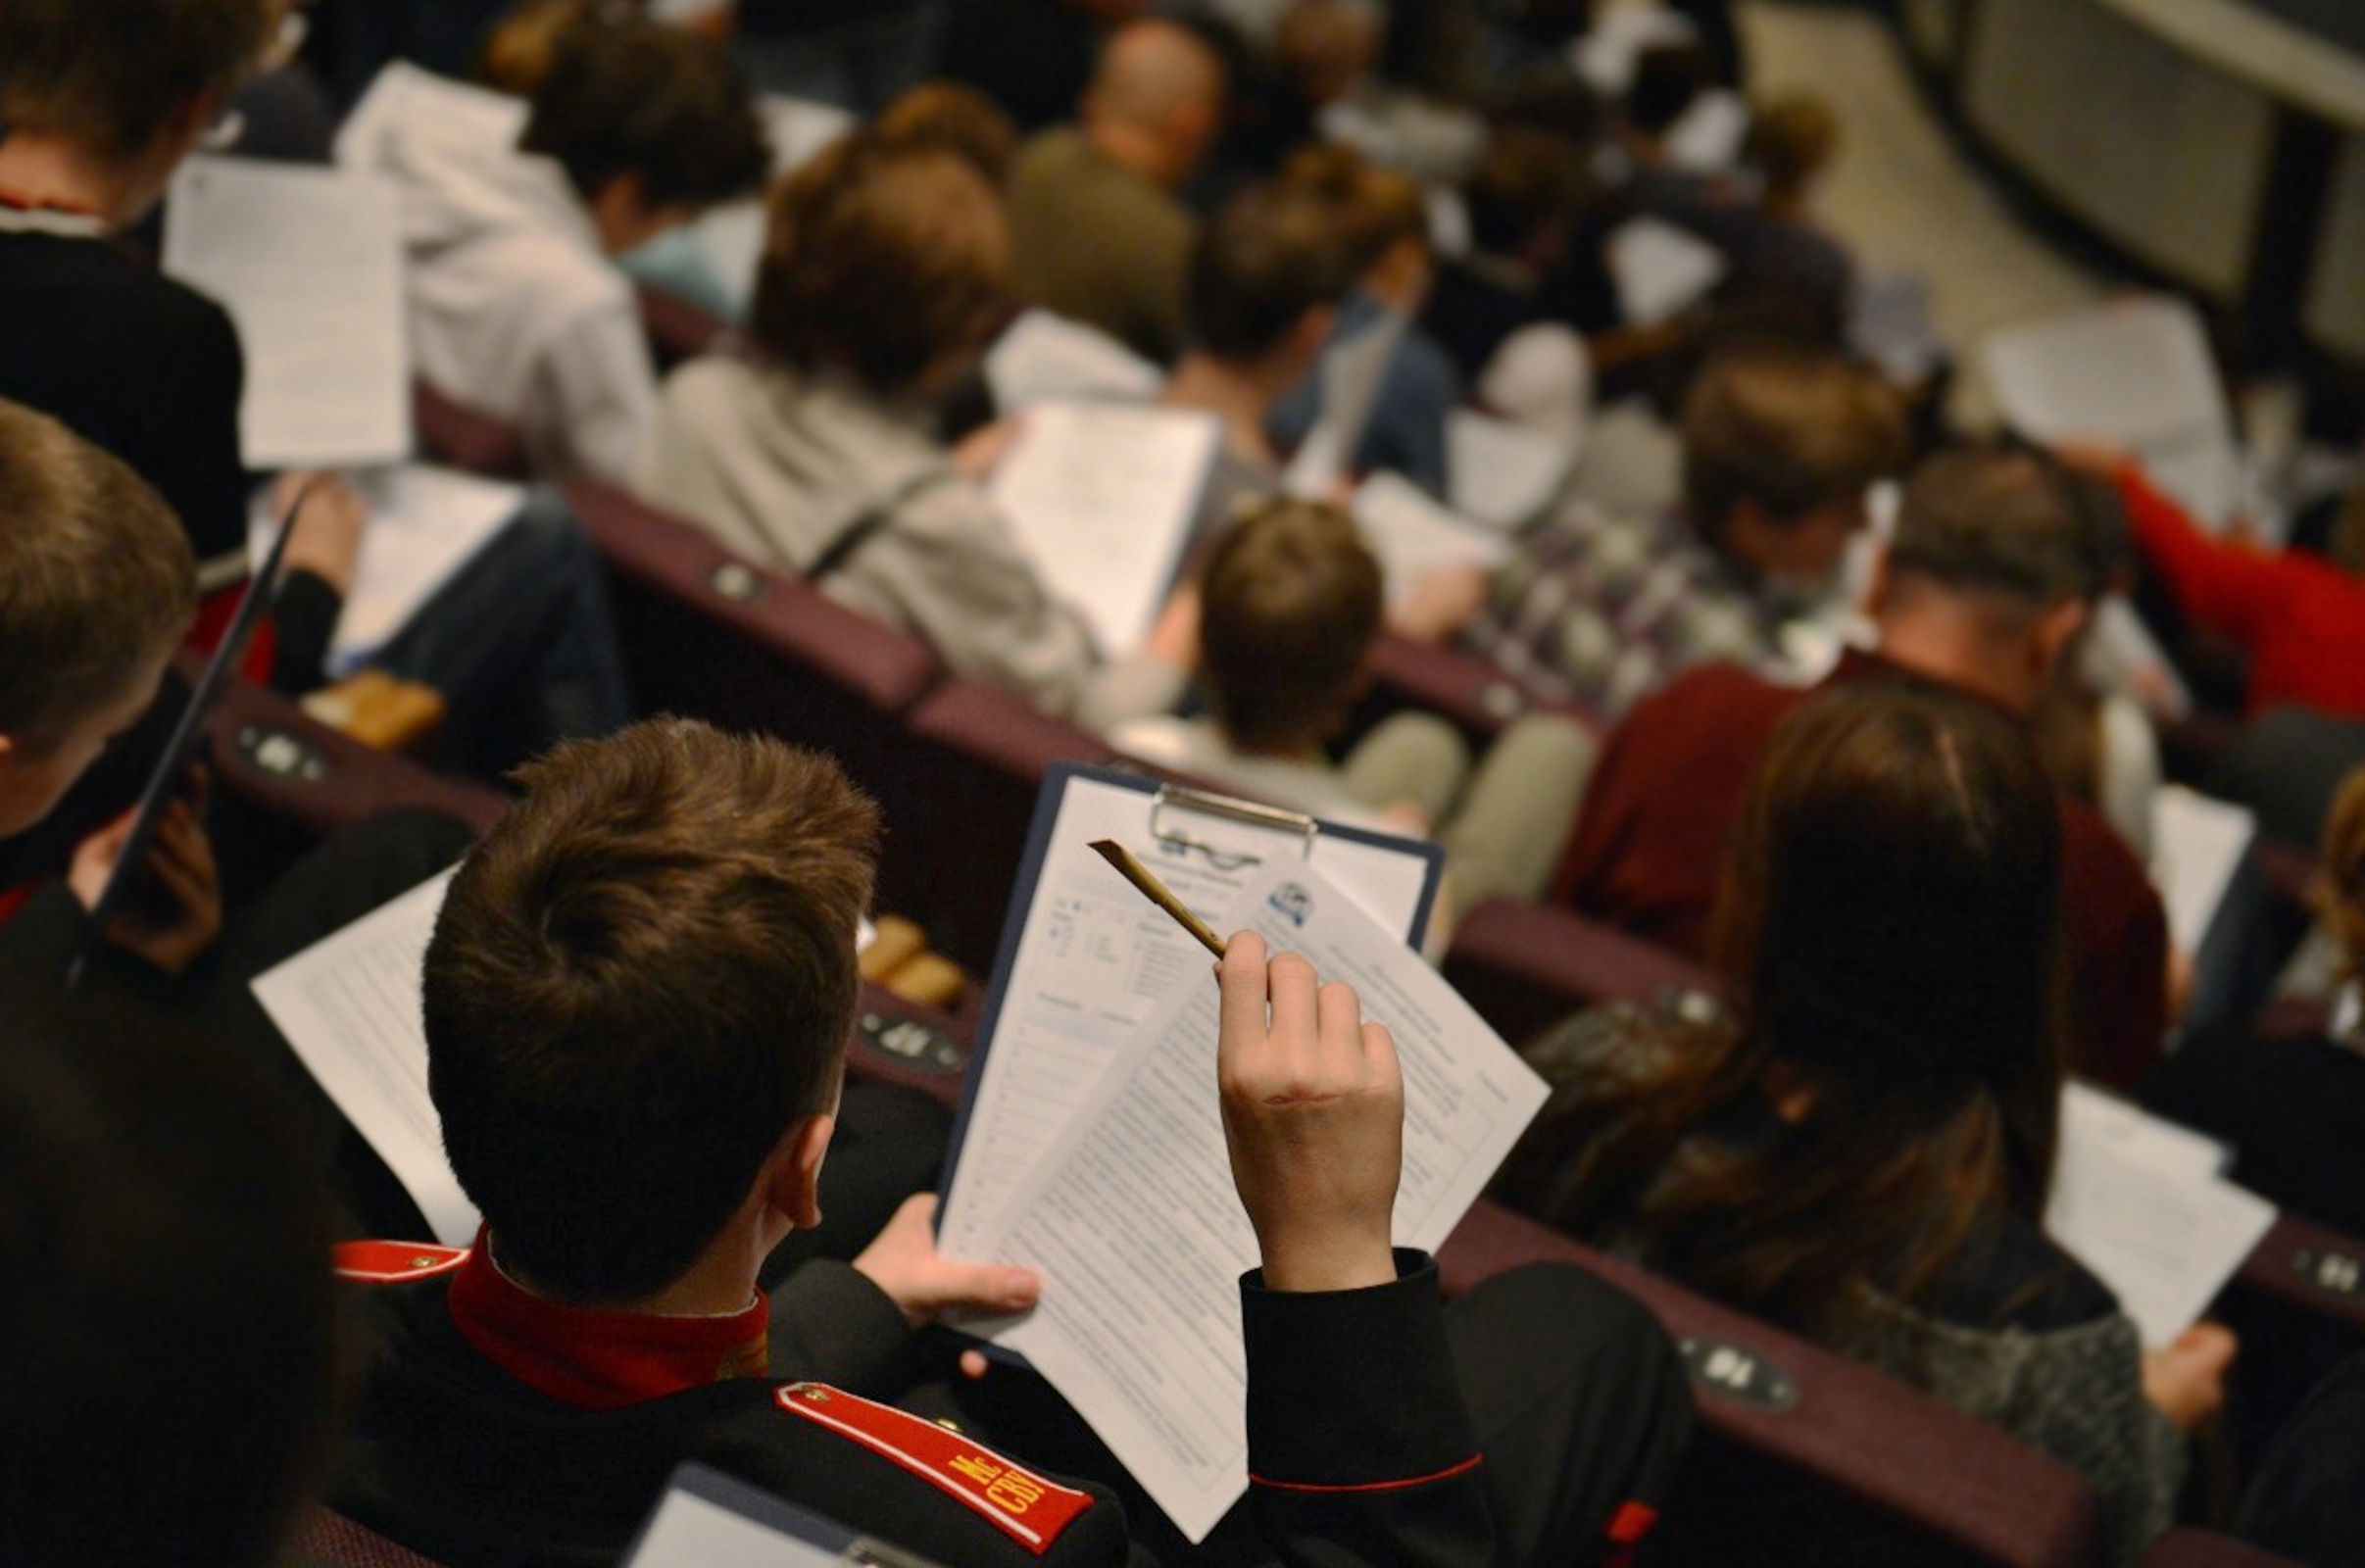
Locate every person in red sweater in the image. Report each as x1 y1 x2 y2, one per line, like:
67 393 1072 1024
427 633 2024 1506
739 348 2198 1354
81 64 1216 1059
2101 457 2365 723
1556 444 2173 1090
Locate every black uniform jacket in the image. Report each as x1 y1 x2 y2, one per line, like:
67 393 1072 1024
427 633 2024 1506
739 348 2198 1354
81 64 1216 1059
332 1240 1510 1567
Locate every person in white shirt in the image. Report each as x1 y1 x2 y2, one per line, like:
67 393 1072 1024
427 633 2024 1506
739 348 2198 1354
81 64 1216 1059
339 10 767 483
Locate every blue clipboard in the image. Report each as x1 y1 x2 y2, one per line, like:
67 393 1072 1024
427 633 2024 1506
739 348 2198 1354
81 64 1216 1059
622 1462 944 1566
934 760 1444 1228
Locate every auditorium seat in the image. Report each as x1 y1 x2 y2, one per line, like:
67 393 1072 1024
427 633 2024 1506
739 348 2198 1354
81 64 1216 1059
882 680 1121 974
635 282 733 372
409 380 533 482
1438 1200 2108 1568
565 483 946 808
208 668 509 842
2135 1532 2302 1568
1442 897 1719 1046
1348 632 1594 749
295 1508 450 1568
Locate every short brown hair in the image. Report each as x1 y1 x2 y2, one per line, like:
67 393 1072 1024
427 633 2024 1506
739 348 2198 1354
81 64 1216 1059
1889 445 2121 611
1201 499 1383 754
520 14 768 209
1189 181 1357 363
423 720 881 1303
1463 126 1590 257
1681 344 1909 536
0 401 197 750
1746 92 1840 202
1276 143 1429 278
0 0 280 163
873 81 1020 186
752 139 1013 397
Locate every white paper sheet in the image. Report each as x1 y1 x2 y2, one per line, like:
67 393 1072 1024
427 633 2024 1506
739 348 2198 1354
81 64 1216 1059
252 871 476 1245
1447 410 1574 529
985 312 1163 413
1606 218 1728 329
1570 2 1700 94
1663 88 1750 172
165 156 411 471
937 773 1439 1265
1982 297 2242 529
2151 787 2257 956
252 466 524 676
2046 1085 2274 1348
988 403 1219 657
1284 310 1411 500
968 860 1547 1542
1353 472 1514 611
626 1492 845 1568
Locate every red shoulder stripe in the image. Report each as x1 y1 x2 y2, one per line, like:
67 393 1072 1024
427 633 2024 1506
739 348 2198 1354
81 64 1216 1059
775 1383 1093 1555
335 1241 471 1285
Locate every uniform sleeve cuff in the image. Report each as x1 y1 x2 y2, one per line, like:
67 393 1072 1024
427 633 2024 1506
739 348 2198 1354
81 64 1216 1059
1240 1249 1481 1491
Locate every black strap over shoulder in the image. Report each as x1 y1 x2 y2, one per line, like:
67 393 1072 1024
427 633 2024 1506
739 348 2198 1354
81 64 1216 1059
805 467 961 584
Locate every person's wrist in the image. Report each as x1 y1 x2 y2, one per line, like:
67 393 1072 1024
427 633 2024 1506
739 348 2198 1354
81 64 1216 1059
1256 1222 1397 1295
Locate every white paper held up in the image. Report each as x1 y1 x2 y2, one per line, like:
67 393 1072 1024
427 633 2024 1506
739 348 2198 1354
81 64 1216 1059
966 860 1547 1542
1606 218 1728 329
988 403 1219 657
165 156 411 471
2151 787 2257 957
1447 410 1574 529
252 871 476 1246
2046 1086 2274 1349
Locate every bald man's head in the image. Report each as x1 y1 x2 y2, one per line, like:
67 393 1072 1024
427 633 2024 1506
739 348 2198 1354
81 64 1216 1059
1083 20 1225 189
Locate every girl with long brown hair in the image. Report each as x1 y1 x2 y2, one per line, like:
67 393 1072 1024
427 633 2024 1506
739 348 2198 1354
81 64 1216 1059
1493 680 2231 1563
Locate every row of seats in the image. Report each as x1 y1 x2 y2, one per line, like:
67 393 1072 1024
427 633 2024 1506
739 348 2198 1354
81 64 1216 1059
209 665 2333 1568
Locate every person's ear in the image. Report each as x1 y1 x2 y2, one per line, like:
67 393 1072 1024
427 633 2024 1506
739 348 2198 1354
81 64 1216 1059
764 1111 837 1233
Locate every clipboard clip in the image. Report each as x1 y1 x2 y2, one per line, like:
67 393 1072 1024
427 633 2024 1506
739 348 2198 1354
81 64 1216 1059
1148 783 1320 870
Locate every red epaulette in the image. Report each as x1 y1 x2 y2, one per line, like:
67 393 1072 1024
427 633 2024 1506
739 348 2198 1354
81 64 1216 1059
334 1240 471 1285
776 1383 1095 1555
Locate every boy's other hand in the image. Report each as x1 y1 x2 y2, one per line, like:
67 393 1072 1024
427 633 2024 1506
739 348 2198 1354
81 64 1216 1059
69 795 224 977
1215 931 1403 1295
853 1194 1041 1328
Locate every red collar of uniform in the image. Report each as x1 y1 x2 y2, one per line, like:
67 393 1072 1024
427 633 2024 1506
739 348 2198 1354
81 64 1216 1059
445 1228 770 1412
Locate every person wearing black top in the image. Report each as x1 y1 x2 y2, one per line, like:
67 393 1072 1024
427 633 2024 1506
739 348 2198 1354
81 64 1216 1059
0 0 631 778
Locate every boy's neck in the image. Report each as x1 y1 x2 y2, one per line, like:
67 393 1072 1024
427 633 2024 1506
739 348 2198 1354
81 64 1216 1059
495 1227 764 1320
0 134 148 231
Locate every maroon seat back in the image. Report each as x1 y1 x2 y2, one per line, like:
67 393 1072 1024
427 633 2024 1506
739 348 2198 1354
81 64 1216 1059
1443 898 1719 1046
295 1508 450 1568
1439 1201 2107 1568
410 380 533 482
566 483 944 807
885 681 1117 972
1347 633 1593 749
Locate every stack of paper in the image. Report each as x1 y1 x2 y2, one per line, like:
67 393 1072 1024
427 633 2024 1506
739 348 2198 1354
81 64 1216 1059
2046 1085 2275 1349
165 156 412 471
961 859 1547 1542
987 403 1219 657
1983 296 2242 530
